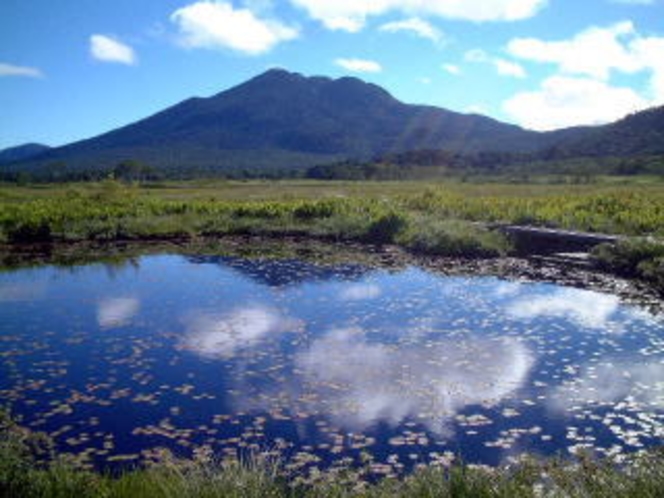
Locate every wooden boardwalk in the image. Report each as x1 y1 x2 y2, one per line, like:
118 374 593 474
490 224 623 255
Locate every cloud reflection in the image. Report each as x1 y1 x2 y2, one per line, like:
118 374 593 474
264 327 535 434
0 281 46 302
182 305 301 358
549 361 664 412
339 284 382 301
97 297 140 329
507 288 621 330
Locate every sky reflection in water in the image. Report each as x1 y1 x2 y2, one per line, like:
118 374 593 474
1 254 663 472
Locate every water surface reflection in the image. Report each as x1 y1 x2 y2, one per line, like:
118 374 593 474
1 253 662 472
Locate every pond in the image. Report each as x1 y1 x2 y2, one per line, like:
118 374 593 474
1 249 663 476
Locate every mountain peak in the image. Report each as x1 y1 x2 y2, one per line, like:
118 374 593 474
16 69 646 175
250 68 306 83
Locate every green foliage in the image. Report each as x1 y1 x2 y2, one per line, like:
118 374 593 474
363 212 409 244
399 217 511 258
1 181 662 264
112 160 159 183
306 149 664 182
639 257 664 291
402 188 664 235
592 239 664 293
592 239 664 276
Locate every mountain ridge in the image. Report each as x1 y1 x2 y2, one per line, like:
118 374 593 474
0 143 51 165
3 69 663 176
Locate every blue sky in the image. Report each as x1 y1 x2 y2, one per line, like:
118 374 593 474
1 0 663 149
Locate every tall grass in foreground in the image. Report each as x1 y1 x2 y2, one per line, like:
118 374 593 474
2 408 664 498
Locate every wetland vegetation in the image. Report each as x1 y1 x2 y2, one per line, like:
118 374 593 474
1 178 662 291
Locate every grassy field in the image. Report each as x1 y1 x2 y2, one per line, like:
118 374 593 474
1 179 663 287
1 179 663 236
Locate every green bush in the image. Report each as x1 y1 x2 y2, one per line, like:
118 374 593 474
639 256 664 291
363 212 409 244
592 239 664 276
592 239 664 293
400 218 512 258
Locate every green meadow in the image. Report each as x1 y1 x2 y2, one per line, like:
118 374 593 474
2 179 663 241
1 179 662 289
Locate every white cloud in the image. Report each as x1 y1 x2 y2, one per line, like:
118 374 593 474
289 0 548 32
97 298 140 329
0 62 43 78
503 21 664 128
379 17 443 44
508 21 639 80
335 57 382 73
89 35 137 65
442 63 461 75
494 58 527 78
504 77 649 131
507 21 664 102
631 36 664 103
171 1 298 55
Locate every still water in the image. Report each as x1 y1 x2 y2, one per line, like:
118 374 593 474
1 253 663 474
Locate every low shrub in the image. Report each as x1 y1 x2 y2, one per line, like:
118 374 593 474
592 239 664 276
592 239 664 293
400 217 512 258
363 212 409 244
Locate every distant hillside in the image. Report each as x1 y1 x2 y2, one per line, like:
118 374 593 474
5 70 664 179
9 70 566 175
0 143 50 164
549 105 664 158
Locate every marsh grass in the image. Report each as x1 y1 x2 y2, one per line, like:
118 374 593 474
1 180 663 286
399 217 511 257
4 396 664 498
0 188 507 257
2 181 663 239
2 409 664 498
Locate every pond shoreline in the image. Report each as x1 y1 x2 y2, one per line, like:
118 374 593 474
3 233 664 496
2 233 662 313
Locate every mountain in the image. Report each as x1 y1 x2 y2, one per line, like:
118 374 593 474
7 69 570 175
0 143 51 164
549 105 664 158
6 70 662 178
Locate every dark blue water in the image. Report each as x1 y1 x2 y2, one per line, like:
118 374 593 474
1 253 663 475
